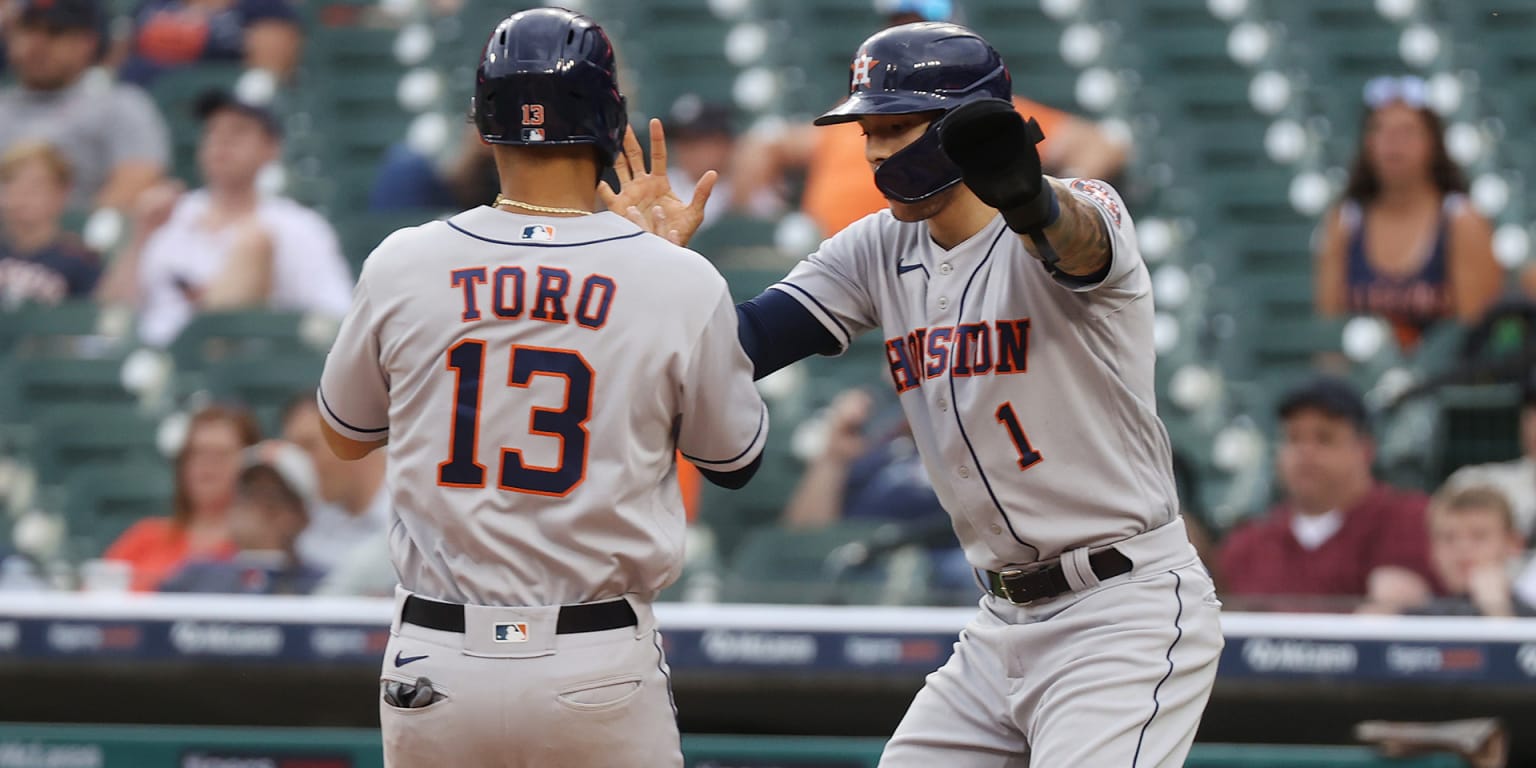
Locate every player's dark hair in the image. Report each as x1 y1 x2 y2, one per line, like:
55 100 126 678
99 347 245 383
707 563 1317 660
172 405 263 529
1343 103 1467 204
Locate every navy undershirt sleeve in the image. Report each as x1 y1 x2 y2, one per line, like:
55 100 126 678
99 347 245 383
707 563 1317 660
735 289 842 381
697 452 764 490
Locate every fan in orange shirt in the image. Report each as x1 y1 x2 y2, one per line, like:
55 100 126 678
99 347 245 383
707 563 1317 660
103 405 261 590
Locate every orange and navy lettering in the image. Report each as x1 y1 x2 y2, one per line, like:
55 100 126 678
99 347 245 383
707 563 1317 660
450 266 615 330
886 317 1032 392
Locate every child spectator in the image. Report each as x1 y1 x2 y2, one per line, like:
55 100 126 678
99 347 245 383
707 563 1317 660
1412 486 1531 617
0 141 101 306
160 440 324 595
103 404 260 590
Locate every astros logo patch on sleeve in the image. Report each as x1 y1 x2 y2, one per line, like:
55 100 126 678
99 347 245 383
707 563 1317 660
520 224 556 241
1069 179 1123 226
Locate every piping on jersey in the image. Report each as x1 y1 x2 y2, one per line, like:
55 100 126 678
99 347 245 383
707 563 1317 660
680 404 767 468
1132 569 1185 767
319 388 389 434
772 281 853 348
446 219 646 249
946 226 1040 559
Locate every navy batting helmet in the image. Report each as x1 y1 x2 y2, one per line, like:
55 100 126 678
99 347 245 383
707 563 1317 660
815 22 1011 203
472 8 627 165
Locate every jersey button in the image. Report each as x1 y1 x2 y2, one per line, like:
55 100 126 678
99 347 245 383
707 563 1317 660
937 296 950 310
939 263 953 275
958 465 971 478
989 524 1003 534
937 397 949 411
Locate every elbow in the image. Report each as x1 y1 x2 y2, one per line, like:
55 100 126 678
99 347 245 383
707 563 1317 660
698 453 763 490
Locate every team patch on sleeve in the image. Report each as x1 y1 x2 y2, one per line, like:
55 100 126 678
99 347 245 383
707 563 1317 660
1069 179 1122 226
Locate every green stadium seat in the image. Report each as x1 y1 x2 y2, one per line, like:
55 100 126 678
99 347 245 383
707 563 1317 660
0 303 133 358
30 405 163 487
63 461 175 560
721 520 892 604
169 311 333 374
9 356 136 411
200 355 326 434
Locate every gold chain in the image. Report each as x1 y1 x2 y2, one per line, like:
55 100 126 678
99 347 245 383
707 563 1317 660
492 194 592 216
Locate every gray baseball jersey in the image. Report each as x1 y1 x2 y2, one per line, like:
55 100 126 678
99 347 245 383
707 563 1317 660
774 178 1176 571
318 206 767 607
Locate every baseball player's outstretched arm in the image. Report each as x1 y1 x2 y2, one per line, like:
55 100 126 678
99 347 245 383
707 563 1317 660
938 99 1111 279
599 120 715 246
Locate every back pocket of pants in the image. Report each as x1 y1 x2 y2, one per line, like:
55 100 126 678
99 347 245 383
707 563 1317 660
556 676 643 712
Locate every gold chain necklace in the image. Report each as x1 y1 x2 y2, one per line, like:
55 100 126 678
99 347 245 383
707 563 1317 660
493 194 592 216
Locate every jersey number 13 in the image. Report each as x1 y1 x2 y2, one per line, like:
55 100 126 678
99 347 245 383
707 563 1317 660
436 339 592 496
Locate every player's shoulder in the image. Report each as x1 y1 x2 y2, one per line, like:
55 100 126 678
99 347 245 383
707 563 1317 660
817 209 907 255
354 215 456 273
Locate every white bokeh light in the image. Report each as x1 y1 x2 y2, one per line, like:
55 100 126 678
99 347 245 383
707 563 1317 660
1342 316 1389 361
1375 0 1416 20
1471 173 1510 216
1264 119 1308 164
1493 223 1531 268
1226 22 1270 66
1153 313 1181 354
393 24 434 66
396 68 442 112
1152 266 1192 310
732 67 779 111
407 112 452 156
1140 217 1174 262
1398 24 1441 67
708 0 751 20
774 212 823 255
1445 122 1484 166
1249 70 1292 115
1075 67 1119 112
1040 0 1083 21
1212 424 1262 473
1288 171 1332 216
1170 365 1220 411
725 22 768 66
1097 117 1134 149
1207 0 1248 21
1426 71 1463 114
1060 23 1105 67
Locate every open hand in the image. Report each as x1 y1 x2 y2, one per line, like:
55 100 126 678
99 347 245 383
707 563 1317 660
599 118 717 247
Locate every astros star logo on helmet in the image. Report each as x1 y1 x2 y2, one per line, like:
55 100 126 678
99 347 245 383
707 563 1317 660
852 52 879 89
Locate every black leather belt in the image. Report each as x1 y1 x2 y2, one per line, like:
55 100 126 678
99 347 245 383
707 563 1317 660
401 595 637 635
985 548 1133 605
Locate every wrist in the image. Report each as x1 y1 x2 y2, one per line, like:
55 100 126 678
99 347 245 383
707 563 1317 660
999 181 1058 235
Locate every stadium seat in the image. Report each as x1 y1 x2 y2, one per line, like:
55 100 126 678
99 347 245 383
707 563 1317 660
29 405 163 487
62 461 175 560
721 520 898 604
169 311 334 374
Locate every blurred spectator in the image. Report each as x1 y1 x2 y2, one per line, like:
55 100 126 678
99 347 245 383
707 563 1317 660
1443 383 1536 538
96 89 352 346
280 393 388 576
117 0 301 86
103 404 261 591
369 124 497 212
1314 75 1502 352
0 141 101 306
1407 485 1531 617
664 94 779 230
730 1 1129 238
782 389 973 599
0 0 169 211
160 440 325 595
1220 377 1438 610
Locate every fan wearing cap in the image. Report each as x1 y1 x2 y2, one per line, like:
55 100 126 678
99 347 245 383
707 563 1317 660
96 88 353 346
160 440 325 595
1314 75 1502 352
1220 377 1439 610
0 0 170 212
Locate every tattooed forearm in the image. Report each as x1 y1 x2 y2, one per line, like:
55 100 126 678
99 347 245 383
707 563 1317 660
1018 178 1111 277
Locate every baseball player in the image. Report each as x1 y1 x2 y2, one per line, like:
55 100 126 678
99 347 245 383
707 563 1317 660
610 22 1224 767
316 9 765 767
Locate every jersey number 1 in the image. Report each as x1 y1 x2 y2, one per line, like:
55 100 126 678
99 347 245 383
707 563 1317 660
996 402 1043 471
437 339 593 496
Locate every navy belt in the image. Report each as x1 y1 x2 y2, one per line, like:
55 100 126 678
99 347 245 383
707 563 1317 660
401 594 637 635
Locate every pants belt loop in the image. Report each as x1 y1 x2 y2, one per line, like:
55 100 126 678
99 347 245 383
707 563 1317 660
1061 547 1100 593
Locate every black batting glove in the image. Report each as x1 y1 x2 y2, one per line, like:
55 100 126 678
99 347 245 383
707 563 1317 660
938 99 1057 235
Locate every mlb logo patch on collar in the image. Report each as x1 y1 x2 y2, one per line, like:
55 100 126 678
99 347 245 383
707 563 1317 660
494 622 531 643
521 224 556 241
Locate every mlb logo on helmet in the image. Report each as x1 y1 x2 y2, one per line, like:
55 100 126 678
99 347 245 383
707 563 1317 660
494 622 531 643
522 128 546 142
521 225 556 241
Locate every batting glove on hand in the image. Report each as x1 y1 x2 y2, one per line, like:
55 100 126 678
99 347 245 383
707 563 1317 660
938 99 1057 235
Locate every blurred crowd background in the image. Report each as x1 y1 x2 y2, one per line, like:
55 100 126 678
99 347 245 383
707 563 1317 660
0 0 1534 621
